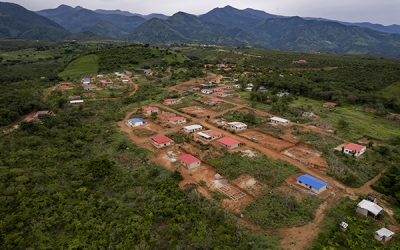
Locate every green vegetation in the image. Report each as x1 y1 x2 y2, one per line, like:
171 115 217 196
134 130 157 137
295 130 343 150
244 191 323 229
382 80 400 99
311 196 400 250
209 152 299 188
220 110 265 126
59 54 99 79
372 163 400 202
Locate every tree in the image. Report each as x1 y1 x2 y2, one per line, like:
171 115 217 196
338 118 349 128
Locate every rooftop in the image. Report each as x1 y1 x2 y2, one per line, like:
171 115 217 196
345 143 366 152
357 199 383 216
376 228 394 237
228 122 247 127
202 130 221 137
209 98 222 102
296 174 329 190
218 137 241 146
150 136 173 144
178 154 201 165
144 107 158 111
36 111 52 115
169 117 186 122
271 117 290 123
216 92 226 95
184 125 202 130
324 102 337 106
164 99 178 102
128 118 146 123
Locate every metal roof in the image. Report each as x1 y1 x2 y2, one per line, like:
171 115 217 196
184 125 202 130
218 137 241 146
164 99 178 102
376 228 394 237
198 132 211 138
209 98 222 102
150 136 173 144
129 118 146 123
271 117 290 123
296 174 329 190
345 143 366 152
228 122 247 127
169 117 186 122
144 107 158 111
178 154 200 165
357 199 383 216
202 89 213 91
70 100 84 103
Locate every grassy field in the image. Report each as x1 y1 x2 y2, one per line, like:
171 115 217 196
163 52 188 63
291 97 400 142
1 48 64 62
59 54 99 79
382 80 400 99
0 58 65 78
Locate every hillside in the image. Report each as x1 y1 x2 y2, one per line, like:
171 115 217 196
46 8 146 33
86 20 126 39
126 12 269 47
36 4 82 17
0 2 70 41
64 30 115 41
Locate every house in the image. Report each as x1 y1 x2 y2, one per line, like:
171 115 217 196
258 87 266 91
208 98 222 104
248 83 254 87
356 199 383 218
128 118 146 127
296 174 329 194
227 122 247 131
224 85 233 89
164 99 180 105
216 92 228 97
270 117 290 126
177 154 201 169
149 136 174 148
233 84 241 88
201 89 213 94
122 79 129 83
214 87 226 91
59 82 72 88
218 137 242 149
198 130 222 141
143 107 159 114
103 81 113 86
82 78 91 85
375 228 394 242
245 87 252 91
34 111 54 117
168 117 186 124
344 143 366 156
323 102 337 108
70 100 84 105
97 74 104 78
183 125 202 133
340 222 348 231
201 84 209 87
84 87 95 91
192 88 200 91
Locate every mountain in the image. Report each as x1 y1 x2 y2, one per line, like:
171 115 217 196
199 5 261 30
126 12 268 47
249 17 400 57
86 20 126 39
36 5 83 17
0 2 70 41
94 9 169 20
243 8 285 19
64 30 115 41
46 9 147 33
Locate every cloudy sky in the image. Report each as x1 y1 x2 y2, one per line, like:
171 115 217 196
9 0 400 25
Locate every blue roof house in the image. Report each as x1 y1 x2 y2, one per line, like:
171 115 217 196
296 174 329 194
201 89 214 94
128 118 147 127
84 87 95 90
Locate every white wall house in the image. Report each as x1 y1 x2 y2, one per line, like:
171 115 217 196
168 117 186 124
227 122 247 131
178 154 201 169
296 174 329 194
183 125 202 133
128 118 146 127
375 228 394 242
270 117 290 126
344 143 366 156
198 130 222 141
356 199 383 218
143 107 159 114
201 89 213 94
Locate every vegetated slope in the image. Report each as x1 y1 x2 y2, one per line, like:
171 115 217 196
64 31 114 41
86 20 126 39
126 12 269 47
0 2 70 41
47 9 147 33
94 9 169 20
35 4 82 17
199 5 262 30
59 54 99 79
381 80 400 99
243 8 285 19
250 17 400 57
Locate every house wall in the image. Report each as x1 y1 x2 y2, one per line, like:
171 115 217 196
130 121 143 127
344 148 366 156
229 125 247 130
184 127 202 133
169 119 186 124
375 234 392 242
146 109 158 114
180 160 201 169
151 141 171 148
272 120 290 125
356 207 368 217
296 180 326 194
219 141 240 149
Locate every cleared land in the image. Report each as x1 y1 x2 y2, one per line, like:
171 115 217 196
59 54 99 79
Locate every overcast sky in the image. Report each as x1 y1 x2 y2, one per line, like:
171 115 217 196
8 0 400 25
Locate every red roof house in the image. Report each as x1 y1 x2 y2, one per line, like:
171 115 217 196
143 107 159 113
177 154 201 169
149 136 174 147
164 99 180 104
216 92 228 97
208 98 222 104
323 102 337 107
344 143 366 156
168 117 186 124
217 137 241 149
34 111 54 117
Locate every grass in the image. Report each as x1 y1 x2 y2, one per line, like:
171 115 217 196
291 97 400 142
1 48 65 62
59 54 99 79
244 190 323 229
134 130 157 137
382 80 400 99
0 58 65 78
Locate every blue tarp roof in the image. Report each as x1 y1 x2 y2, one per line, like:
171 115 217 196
84 87 95 89
296 174 328 190
83 78 90 81
259 88 266 90
202 89 213 91
128 118 146 123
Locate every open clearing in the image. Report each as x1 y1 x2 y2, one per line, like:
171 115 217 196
59 54 99 79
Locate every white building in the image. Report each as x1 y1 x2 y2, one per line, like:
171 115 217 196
201 89 213 94
270 117 290 126
227 122 247 131
245 87 252 91
128 118 146 127
375 228 394 242
356 199 383 218
183 125 202 133
177 154 201 169
70 100 84 105
198 130 222 141
234 84 241 88
168 117 186 124
344 143 367 157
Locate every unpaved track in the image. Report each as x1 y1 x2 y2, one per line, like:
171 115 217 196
115 74 400 250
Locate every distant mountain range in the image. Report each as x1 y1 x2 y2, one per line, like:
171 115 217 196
1 2 400 57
